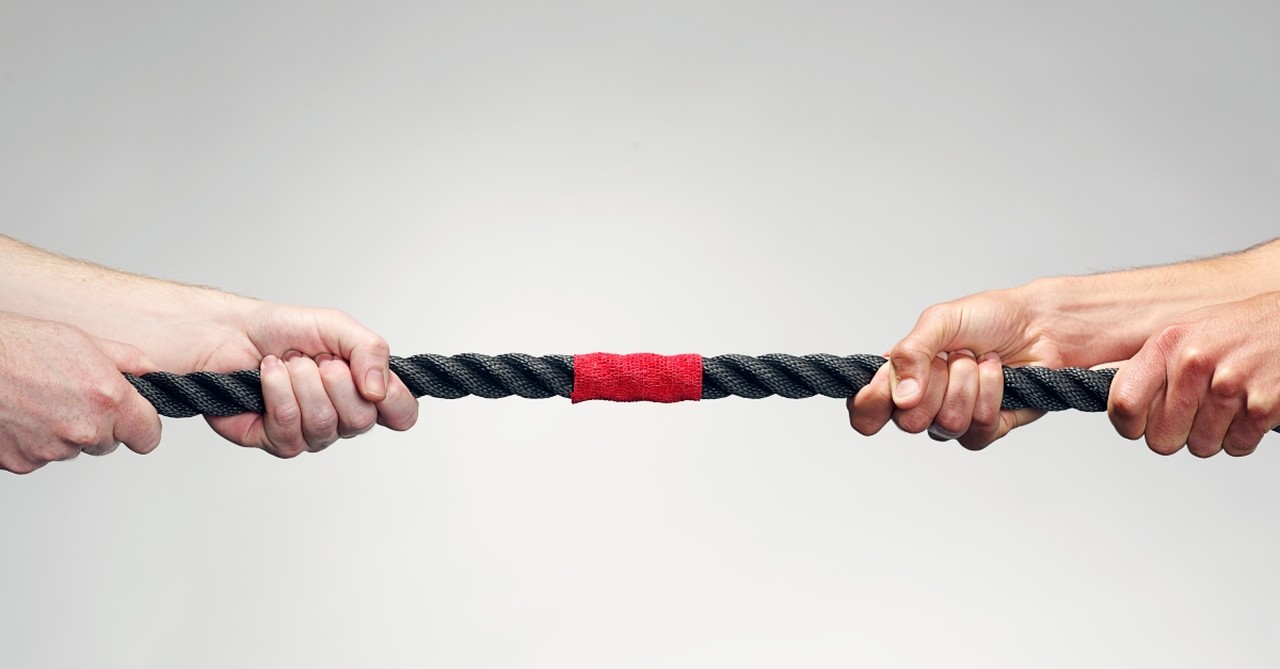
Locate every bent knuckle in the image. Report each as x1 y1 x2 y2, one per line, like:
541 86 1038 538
270 405 302 432
31 441 75 465
851 420 882 437
932 408 969 435
916 304 953 330
1245 396 1277 425
1175 347 1213 377
270 442 306 459
1186 440 1221 459
1152 325 1187 353
365 335 391 359
379 404 419 432
7 460 41 475
59 422 104 452
1108 388 1146 420
85 379 127 412
1145 435 1183 456
309 407 339 436
1210 368 1245 398
893 410 932 435
345 407 379 436
1223 439 1259 457
970 403 999 431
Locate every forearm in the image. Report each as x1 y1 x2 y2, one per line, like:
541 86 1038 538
1019 238 1280 365
0 235 253 369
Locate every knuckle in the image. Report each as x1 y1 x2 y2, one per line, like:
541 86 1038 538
851 419 882 436
366 335 390 358
1145 435 1183 456
957 434 992 451
932 408 969 435
1108 389 1145 420
86 379 126 412
379 404 419 432
309 407 339 436
271 442 306 459
1244 396 1276 425
1186 440 1221 459
59 423 103 451
1223 440 1258 457
1210 368 1245 398
271 405 302 431
345 407 379 436
2 454 41 474
970 403 999 430
31 441 74 464
1153 324 1186 352
893 410 932 435
1175 347 1212 376
917 304 952 329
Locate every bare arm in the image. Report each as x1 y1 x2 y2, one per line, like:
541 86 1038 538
849 237 1280 451
1020 237 1280 367
0 235 243 372
0 235 418 465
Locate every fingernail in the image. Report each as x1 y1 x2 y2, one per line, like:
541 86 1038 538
980 352 1000 364
365 368 387 398
893 378 920 402
928 424 962 441
262 354 281 371
315 352 335 365
283 349 303 363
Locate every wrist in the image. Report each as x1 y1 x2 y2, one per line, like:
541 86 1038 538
1014 275 1159 366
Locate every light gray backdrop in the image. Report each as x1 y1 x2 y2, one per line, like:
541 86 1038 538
1 1 1277 667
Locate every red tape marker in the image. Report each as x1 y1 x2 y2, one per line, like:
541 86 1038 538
571 353 702 403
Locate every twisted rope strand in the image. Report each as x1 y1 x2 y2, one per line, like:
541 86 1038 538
125 353 1129 418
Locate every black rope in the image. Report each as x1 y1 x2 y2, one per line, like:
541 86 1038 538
127 353 1123 418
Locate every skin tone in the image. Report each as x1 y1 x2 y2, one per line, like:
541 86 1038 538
849 238 1280 456
0 235 418 474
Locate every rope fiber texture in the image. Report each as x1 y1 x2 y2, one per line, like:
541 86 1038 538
126 353 1125 418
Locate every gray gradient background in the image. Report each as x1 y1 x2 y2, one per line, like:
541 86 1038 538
1 1 1277 667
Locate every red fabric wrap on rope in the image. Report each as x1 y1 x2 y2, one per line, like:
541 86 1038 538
571 353 702 403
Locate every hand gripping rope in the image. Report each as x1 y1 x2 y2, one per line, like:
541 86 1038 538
126 352 1124 418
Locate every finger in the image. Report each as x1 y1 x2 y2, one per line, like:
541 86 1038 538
111 380 163 456
1223 392 1280 457
315 311 392 403
958 352 1006 450
374 373 419 432
849 363 894 436
930 350 978 440
1221 413 1267 458
1 454 45 475
1185 392 1235 458
993 408 1046 443
1147 353 1213 456
316 353 378 439
282 350 340 452
888 306 963 410
1108 348 1167 441
1142 393 1183 456
893 354 948 434
35 436 89 462
90 337 158 375
260 354 307 458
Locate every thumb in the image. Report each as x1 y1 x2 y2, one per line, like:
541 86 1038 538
91 337 159 375
88 338 163 454
318 312 392 402
887 305 963 409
